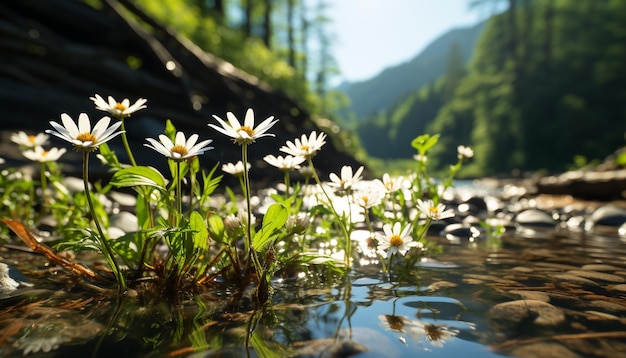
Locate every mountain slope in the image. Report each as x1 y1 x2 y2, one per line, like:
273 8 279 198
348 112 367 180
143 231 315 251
339 21 487 120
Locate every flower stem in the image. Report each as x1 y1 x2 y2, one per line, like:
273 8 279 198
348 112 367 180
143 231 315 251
307 158 352 268
83 151 126 291
40 162 48 207
176 161 182 223
242 145 262 278
119 119 137 166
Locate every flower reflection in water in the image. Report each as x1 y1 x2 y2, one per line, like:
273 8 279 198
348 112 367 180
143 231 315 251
379 313 470 350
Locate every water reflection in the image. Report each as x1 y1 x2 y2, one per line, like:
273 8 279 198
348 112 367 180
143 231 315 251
2 224 626 357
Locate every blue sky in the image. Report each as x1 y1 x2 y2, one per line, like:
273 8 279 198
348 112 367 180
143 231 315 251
326 0 500 84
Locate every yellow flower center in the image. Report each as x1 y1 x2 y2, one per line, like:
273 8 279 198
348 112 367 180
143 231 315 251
28 135 36 144
429 206 439 214
171 144 188 157
389 234 403 247
238 126 255 137
114 102 127 111
339 179 346 187
76 133 97 144
301 144 310 151
361 196 369 204
41 150 49 157
385 181 394 191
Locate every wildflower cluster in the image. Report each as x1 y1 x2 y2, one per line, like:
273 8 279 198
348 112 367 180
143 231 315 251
0 94 473 299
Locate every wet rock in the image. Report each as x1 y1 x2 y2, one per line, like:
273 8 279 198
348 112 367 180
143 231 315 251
509 290 550 302
552 274 600 288
110 211 139 233
610 284 626 293
515 209 557 228
488 300 566 332
507 341 583 358
589 205 626 227
566 270 625 283
588 300 626 313
464 196 488 213
580 264 622 272
443 223 480 243
584 310 621 321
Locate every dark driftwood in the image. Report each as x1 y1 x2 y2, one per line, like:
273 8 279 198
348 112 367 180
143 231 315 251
0 0 362 183
535 169 626 200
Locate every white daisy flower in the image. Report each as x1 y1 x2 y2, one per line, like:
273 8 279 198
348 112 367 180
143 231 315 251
328 165 364 191
381 173 403 193
22 146 66 163
279 131 327 159
377 222 416 256
46 113 123 151
457 145 474 160
144 132 213 161
209 108 278 145
222 161 249 175
263 154 305 171
11 131 49 148
90 94 147 118
417 199 455 221
354 181 385 209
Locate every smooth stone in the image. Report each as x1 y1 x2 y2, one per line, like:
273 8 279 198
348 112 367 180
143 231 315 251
464 274 519 285
109 191 137 207
515 209 557 227
509 290 551 302
610 284 626 293
444 223 480 243
507 342 583 358
567 270 625 283
552 274 600 288
588 300 626 313
589 204 626 227
488 300 566 331
580 264 621 272
109 211 138 233
584 310 621 320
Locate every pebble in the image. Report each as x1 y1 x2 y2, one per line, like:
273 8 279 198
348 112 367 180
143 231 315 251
610 284 626 293
566 270 625 283
509 290 551 302
552 274 600 288
589 204 626 227
588 300 626 313
580 264 621 272
507 342 583 358
515 209 557 227
488 300 566 332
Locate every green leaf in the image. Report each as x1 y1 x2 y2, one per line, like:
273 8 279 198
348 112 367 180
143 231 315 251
98 142 122 170
190 211 208 251
253 204 288 252
411 133 440 154
206 212 225 243
111 166 166 190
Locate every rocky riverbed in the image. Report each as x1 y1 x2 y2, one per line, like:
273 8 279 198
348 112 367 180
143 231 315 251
1 179 626 357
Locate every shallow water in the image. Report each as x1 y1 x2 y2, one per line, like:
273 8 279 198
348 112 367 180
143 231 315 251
2 219 626 357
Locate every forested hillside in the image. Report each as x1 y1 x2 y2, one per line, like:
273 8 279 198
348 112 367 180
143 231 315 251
355 0 626 176
338 21 486 121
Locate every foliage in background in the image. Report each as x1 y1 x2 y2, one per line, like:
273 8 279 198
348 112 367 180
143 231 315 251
350 0 626 176
129 0 345 117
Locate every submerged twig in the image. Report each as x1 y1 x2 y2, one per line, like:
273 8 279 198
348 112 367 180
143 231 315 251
0 219 106 282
